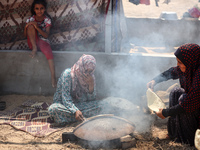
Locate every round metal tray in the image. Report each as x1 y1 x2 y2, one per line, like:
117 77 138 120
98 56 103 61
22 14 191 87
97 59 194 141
73 114 135 141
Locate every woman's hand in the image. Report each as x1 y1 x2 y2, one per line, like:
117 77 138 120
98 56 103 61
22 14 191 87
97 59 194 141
84 75 94 93
155 108 165 119
147 80 156 91
84 75 94 85
75 110 84 121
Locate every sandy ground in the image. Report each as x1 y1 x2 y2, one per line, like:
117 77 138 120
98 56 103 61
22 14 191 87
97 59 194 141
0 87 196 150
1 0 200 149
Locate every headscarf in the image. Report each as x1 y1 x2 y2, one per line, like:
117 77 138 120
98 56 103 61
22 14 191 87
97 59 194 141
174 43 200 112
70 54 96 99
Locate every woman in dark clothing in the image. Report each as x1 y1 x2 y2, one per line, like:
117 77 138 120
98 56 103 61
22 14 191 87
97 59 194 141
147 43 200 146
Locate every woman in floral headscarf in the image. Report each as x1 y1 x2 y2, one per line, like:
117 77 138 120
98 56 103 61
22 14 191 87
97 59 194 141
147 43 200 146
48 54 100 126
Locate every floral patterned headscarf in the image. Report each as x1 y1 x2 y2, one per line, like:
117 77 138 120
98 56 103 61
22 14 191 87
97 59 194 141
71 54 96 99
174 43 200 112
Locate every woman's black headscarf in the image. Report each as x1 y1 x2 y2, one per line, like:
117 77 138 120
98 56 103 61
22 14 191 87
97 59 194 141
174 43 200 112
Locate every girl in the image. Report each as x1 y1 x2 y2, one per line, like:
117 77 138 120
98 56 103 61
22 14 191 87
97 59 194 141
147 43 200 146
24 0 56 88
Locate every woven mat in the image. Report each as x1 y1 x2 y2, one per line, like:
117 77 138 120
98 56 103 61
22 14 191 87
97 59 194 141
0 100 62 137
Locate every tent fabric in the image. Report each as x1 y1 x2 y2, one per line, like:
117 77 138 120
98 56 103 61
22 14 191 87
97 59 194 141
0 0 111 52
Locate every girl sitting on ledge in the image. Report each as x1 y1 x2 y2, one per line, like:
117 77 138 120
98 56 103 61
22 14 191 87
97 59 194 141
24 0 56 88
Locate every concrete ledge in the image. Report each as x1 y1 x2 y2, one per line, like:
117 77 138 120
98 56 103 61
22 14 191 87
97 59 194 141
0 51 178 101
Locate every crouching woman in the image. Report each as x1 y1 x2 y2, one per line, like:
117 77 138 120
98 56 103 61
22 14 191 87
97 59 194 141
48 54 100 126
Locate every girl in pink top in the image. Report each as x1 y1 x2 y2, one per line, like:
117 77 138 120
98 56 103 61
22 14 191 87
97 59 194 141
24 0 56 88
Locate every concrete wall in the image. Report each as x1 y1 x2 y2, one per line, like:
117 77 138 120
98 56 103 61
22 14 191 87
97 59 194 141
0 51 178 103
125 18 200 48
2 18 193 101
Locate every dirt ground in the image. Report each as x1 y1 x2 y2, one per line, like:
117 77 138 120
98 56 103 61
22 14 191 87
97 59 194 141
1 0 200 149
0 91 197 150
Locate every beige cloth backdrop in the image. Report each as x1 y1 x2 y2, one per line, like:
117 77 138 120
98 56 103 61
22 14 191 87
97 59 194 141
0 0 115 52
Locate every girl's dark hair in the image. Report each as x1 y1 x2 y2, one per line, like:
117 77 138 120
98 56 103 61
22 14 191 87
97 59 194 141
31 0 52 20
31 0 47 15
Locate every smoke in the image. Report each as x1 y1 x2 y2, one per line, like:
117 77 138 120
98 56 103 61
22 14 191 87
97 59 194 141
54 0 183 135
96 5 182 132
64 0 184 134
126 18 200 49
95 53 170 133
